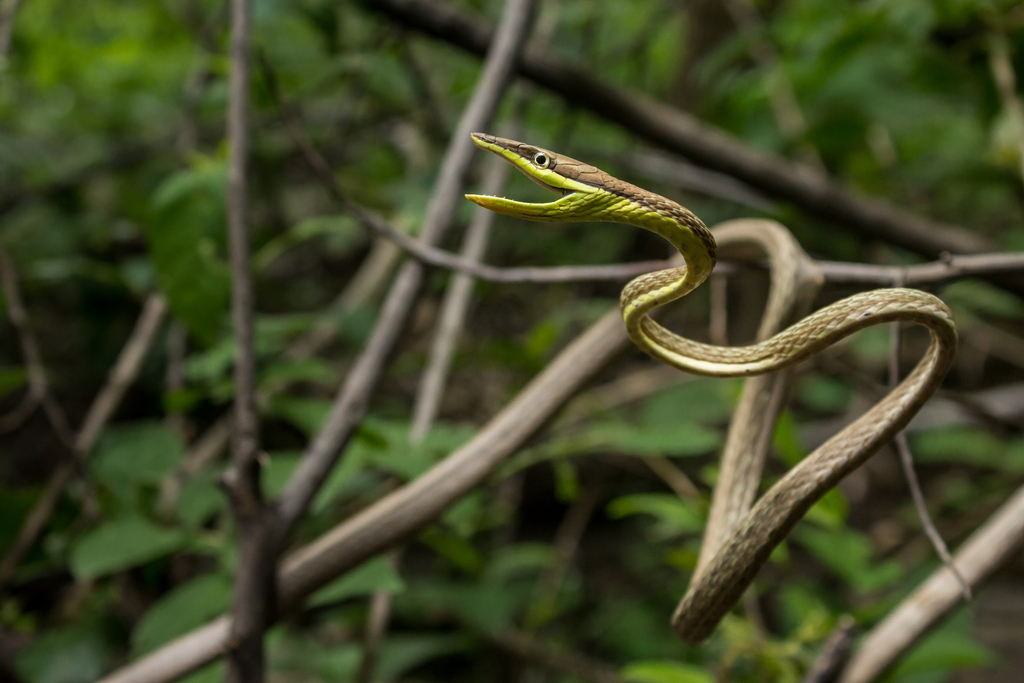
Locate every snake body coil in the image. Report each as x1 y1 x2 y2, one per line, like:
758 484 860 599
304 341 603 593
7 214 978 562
467 133 958 643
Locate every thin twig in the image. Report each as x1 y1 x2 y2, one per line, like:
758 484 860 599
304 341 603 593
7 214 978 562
840 483 1024 683
353 548 402 683
0 241 72 443
272 0 536 540
157 416 232 520
409 118 517 441
0 294 167 590
888 316 971 602
369 0 1005 269
529 478 605 626
222 0 274 679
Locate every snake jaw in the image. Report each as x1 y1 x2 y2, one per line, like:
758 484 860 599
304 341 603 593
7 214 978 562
468 132 595 221
464 191 580 220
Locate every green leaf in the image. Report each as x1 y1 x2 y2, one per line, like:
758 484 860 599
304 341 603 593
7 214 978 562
308 556 405 607
146 163 230 346
943 280 1024 319
911 427 1004 467
132 574 233 655
90 421 185 489
607 494 704 540
586 421 722 457
0 366 28 401
15 615 113 683
419 526 484 575
621 660 715 683
798 374 852 412
268 395 333 437
643 378 733 425
795 525 902 593
376 634 470 681
69 517 186 580
176 474 226 528
887 609 994 682
400 580 520 632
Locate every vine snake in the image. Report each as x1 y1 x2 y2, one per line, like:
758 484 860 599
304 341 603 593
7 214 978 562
467 132 959 644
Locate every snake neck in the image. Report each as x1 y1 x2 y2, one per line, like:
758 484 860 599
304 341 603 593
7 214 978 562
606 186 715 332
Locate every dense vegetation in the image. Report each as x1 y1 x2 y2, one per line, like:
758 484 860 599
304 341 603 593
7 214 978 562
1 0 1024 682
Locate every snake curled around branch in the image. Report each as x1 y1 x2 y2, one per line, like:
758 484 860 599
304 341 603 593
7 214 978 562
466 132 958 644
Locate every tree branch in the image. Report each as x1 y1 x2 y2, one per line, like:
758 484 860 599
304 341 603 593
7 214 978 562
222 0 274 678
0 294 167 591
365 0 1017 278
839 482 1024 683
273 0 536 540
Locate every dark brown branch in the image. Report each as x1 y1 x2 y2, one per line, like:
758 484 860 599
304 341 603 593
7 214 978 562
273 0 536 539
222 0 274 679
365 0 1020 280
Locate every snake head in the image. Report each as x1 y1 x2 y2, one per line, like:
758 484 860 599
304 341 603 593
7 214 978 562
465 132 606 222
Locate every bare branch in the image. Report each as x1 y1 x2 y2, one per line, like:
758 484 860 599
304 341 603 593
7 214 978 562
353 548 402 683
0 294 167 590
96 302 632 683
840 483 1024 683
75 294 169 454
222 0 275 678
157 416 232 519
409 123 515 440
368 0 1024 289
889 319 971 602
0 241 72 443
273 0 536 539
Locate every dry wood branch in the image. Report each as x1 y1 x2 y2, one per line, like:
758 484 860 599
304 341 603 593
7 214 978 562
96 303 632 683
889 320 970 602
0 294 168 590
617 149 774 210
273 0 535 539
367 0 1014 274
409 125 515 440
839 483 1024 683
75 294 168 454
222 0 274 678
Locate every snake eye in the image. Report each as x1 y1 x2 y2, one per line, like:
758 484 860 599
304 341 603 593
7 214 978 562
533 152 550 168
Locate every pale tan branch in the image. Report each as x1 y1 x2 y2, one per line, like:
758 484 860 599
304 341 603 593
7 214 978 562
840 484 1024 683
